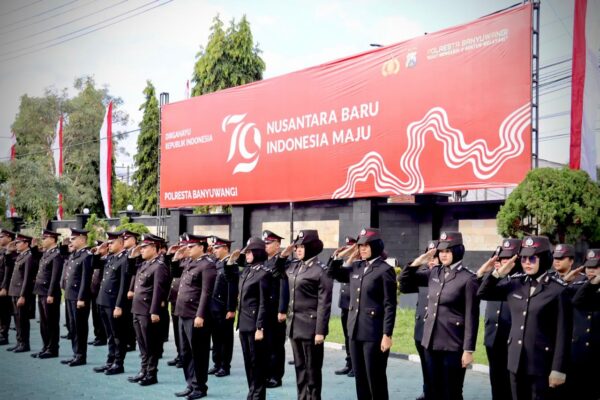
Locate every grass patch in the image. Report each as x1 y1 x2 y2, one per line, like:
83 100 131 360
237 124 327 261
326 308 488 366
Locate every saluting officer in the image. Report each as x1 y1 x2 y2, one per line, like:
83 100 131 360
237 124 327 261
276 229 333 400
399 240 439 400
92 230 131 375
31 229 64 359
329 228 396 400
237 237 272 400
573 249 600 309
207 235 238 378
122 230 140 352
89 239 107 347
61 228 94 366
475 238 522 400
262 230 288 388
173 233 217 400
552 244 578 280
167 234 190 369
0 229 17 346
478 236 572 400
564 249 600 400
403 231 480 400
6 233 37 353
127 233 170 386
332 236 357 378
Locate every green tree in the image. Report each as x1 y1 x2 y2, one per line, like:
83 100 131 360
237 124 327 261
497 167 600 244
115 216 150 236
189 15 264 214
84 213 109 246
191 15 265 96
113 180 134 213
62 76 128 218
4 90 66 229
133 81 159 214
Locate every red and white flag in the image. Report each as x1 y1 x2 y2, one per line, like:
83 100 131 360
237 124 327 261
52 115 64 220
6 131 16 218
569 0 599 180
99 101 112 218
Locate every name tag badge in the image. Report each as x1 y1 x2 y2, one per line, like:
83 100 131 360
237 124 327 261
432 278 440 283
352 274 360 279
512 293 523 300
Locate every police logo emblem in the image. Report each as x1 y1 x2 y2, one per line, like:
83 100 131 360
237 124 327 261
556 244 562 251
503 240 510 248
208 236 216 245
589 250 596 258
262 232 268 240
299 231 304 238
345 237 351 244
525 237 534 246
440 232 447 240
360 228 367 236
428 241 436 250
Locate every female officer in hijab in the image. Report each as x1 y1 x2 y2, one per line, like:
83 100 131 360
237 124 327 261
478 236 572 400
328 228 397 400
236 238 272 400
402 231 480 400
476 238 522 400
278 229 333 400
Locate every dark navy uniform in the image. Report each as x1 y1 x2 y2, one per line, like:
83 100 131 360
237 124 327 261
64 246 93 362
95 248 131 371
573 279 600 310
480 238 521 400
33 246 63 356
131 254 170 382
175 254 217 396
565 276 600 400
479 272 571 400
237 247 272 400
285 256 333 400
399 264 431 399
264 252 288 384
0 234 17 344
8 246 37 351
90 260 107 345
168 256 188 367
209 254 239 375
330 255 397 400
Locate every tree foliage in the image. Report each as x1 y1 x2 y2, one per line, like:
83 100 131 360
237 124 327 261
113 180 135 213
115 216 150 236
4 76 128 228
84 213 109 246
191 15 265 96
62 77 127 217
3 90 66 229
188 14 264 214
133 80 159 214
497 167 600 244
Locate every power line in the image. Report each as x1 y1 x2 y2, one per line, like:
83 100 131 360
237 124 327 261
0 0 79 33
0 127 141 161
0 0 129 48
0 0 42 18
0 0 99 36
0 0 174 63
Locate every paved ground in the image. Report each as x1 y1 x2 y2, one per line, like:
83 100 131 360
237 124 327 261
0 314 493 399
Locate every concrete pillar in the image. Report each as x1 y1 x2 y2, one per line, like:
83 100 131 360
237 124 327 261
167 208 193 244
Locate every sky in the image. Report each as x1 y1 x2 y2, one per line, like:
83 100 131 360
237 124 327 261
0 0 596 182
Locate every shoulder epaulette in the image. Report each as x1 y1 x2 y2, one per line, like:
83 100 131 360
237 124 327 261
508 273 526 280
457 265 476 275
549 275 567 286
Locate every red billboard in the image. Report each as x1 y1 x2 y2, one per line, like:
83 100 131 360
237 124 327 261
160 4 532 207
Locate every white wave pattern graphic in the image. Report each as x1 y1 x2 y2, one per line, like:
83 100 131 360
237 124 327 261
332 103 530 199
